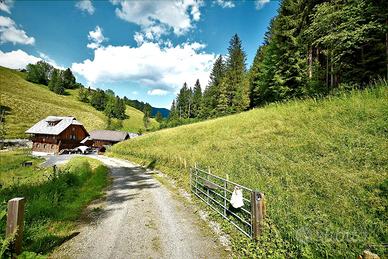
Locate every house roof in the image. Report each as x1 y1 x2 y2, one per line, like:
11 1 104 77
25 116 86 135
88 130 129 142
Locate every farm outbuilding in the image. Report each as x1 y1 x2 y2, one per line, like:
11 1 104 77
25 116 89 154
81 130 129 150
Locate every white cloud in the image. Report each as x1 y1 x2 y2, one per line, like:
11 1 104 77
0 0 13 14
215 0 235 8
38 52 65 70
87 26 107 49
71 41 216 94
75 0 95 15
0 49 40 69
0 49 64 70
111 0 203 41
0 16 35 45
255 0 270 10
147 89 168 96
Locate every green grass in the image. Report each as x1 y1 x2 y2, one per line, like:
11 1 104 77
109 85 388 258
0 149 48 187
0 152 109 256
0 66 158 138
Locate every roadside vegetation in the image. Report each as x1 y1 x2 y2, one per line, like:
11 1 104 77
0 151 109 257
0 66 158 138
109 84 388 258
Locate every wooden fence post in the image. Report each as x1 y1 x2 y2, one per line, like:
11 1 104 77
6 197 25 255
251 191 265 240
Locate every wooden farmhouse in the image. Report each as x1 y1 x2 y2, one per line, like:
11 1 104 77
25 116 89 154
81 130 129 150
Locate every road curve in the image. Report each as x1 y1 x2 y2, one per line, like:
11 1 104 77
53 155 229 259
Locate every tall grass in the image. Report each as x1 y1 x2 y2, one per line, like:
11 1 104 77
109 85 388 258
0 155 109 256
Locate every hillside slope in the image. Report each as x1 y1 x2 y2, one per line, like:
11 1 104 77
0 67 157 138
109 85 388 257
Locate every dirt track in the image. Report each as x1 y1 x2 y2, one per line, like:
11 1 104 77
53 156 229 259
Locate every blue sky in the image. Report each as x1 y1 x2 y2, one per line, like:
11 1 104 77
0 0 279 108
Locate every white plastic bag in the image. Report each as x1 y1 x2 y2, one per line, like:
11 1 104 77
230 186 244 208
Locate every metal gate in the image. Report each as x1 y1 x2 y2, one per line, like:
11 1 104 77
190 164 261 239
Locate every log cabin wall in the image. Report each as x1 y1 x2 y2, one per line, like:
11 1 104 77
31 125 88 153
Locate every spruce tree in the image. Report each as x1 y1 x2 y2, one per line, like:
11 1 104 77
191 79 202 118
224 34 249 112
201 55 225 118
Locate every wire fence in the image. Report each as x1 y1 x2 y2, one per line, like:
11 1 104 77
190 164 255 238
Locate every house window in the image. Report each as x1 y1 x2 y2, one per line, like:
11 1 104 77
72 127 75 131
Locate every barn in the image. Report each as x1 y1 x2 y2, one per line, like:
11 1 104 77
81 130 129 150
25 116 89 154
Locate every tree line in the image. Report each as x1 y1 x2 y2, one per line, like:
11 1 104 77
26 61 81 95
78 88 127 121
167 0 387 125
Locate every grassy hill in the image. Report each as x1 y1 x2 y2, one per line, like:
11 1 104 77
109 85 388 257
0 66 158 138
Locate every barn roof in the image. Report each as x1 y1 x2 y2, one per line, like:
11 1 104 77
25 116 85 135
88 130 129 142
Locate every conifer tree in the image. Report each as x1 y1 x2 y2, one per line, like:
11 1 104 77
201 55 225 118
191 79 202 118
224 34 249 112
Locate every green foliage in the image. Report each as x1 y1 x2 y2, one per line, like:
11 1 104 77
90 89 107 111
62 68 76 89
48 69 65 95
143 103 152 129
109 85 388 258
249 0 388 107
0 155 109 255
78 87 89 103
26 61 53 86
155 111 163 123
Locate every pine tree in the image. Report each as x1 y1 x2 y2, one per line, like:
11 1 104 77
169 100 178 120
201 55 225 118
155 111 163 123
191 79 202 118
62 68 76 89
224 34 249 112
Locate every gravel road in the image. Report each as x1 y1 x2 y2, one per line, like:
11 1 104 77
53 155 229 259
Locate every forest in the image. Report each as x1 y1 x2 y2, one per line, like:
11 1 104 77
168 0 388 126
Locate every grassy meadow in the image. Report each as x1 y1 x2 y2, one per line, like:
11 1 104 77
0 66 158 138
109 85 388 258
0 151 109 257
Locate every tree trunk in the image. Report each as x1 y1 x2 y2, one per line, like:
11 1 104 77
386 18 388 79
326 52 329 90
330 51 334 89
308 46 313 79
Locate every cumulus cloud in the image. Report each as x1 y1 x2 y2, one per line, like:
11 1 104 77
215 0 235 8
255 0 270 10
0 49 40 69
87 26 107 49
147 89 168 96
0 16 35 45
0 0 13 14
38 52 65 69
111 0 203 41
71 41 216 94
75 0 95 15
0 49 64 70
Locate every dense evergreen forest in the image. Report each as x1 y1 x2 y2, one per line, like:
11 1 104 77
168 0 388 125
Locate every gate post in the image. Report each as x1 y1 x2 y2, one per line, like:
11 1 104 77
6 197 26 255
251 191 265 240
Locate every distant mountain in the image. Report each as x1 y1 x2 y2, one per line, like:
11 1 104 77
123 97 170 118
151 107 170 118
